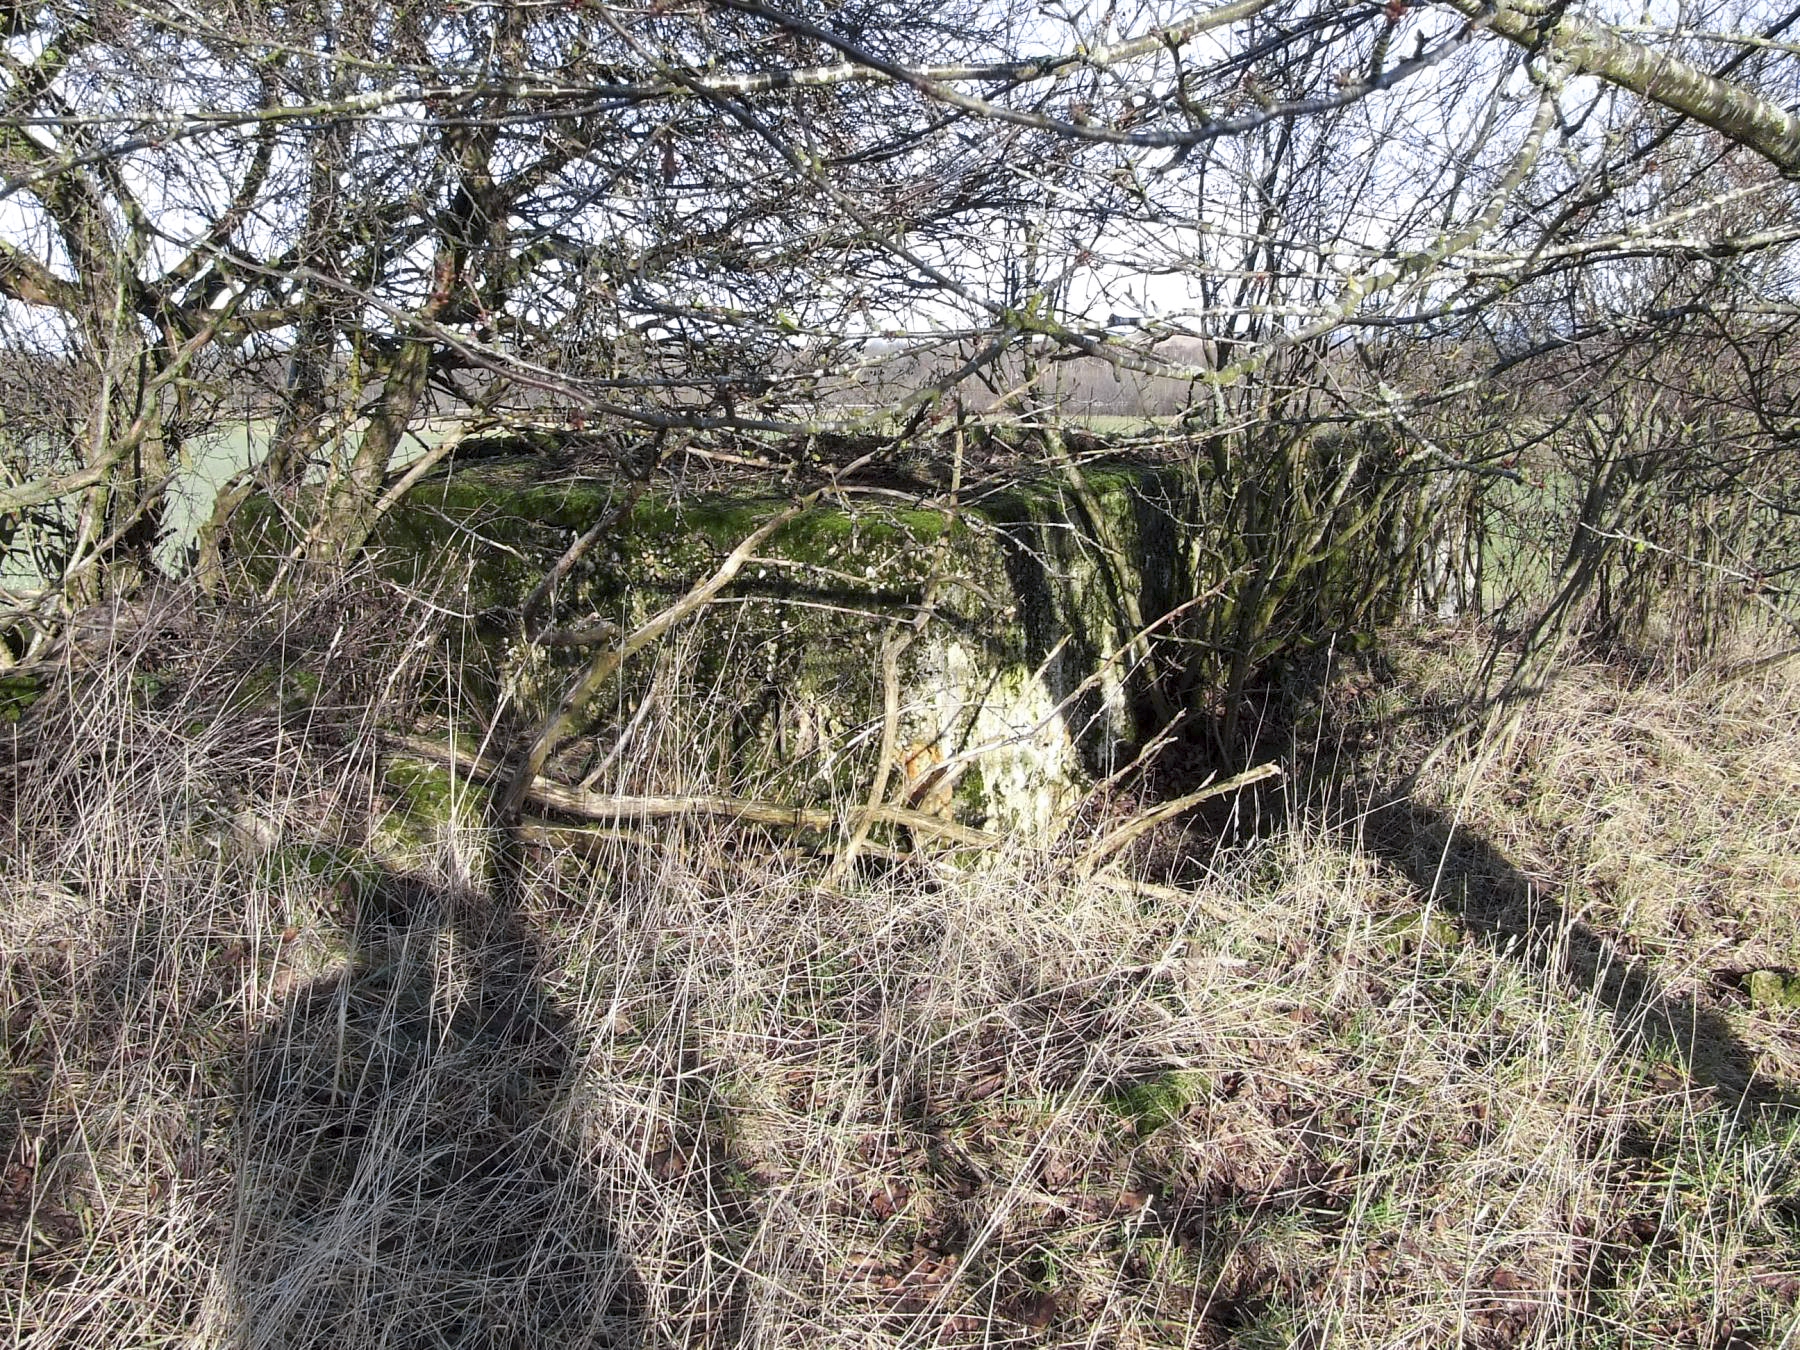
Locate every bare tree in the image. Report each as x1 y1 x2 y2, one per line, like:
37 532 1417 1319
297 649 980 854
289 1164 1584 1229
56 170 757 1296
0 0 1795 692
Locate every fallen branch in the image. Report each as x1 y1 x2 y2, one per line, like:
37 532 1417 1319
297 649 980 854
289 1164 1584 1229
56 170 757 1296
495 494 815 815
388 732 1002 847
1075 760 1283 876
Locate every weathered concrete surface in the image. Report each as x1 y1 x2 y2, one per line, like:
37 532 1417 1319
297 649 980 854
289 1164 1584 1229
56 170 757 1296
371 460 1189 836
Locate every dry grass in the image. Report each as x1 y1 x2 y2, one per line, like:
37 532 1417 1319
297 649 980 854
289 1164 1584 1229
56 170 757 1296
3 603 1797 1348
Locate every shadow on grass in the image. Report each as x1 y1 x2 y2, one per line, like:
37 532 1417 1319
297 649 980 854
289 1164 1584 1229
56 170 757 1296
1354 791 1799 1124
229 870 641 1349
1253 638 1800 1124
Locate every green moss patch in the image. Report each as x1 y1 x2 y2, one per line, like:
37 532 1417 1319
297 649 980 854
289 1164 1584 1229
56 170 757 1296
1746 969 1800 1010
1372 908 1463 956
0 670 47 722
1108 1069 1212 1135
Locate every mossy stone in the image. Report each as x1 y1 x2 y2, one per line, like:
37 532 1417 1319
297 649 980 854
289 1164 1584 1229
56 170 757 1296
371 756 496 879
303 455 1200 835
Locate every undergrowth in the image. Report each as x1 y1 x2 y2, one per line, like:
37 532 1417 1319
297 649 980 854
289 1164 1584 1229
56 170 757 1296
3 596 1797 1348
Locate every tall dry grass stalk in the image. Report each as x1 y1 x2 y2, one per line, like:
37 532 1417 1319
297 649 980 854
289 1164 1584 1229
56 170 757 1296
3 595 1797 1348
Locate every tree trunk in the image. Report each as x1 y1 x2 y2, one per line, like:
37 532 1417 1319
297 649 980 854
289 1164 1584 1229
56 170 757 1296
1441 0 1800 173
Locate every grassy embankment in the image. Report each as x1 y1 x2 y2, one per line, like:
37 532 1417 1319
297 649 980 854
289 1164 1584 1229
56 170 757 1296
2 588 1797 1348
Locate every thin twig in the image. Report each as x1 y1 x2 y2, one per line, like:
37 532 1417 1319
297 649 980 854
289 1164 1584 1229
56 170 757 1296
392 732 1002 846
495 494 816 816
825 417 965 882
1075 760 1283 876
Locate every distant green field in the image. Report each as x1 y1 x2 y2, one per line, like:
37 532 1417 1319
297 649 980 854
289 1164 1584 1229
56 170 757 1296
174 418 458 561
2 417 459 582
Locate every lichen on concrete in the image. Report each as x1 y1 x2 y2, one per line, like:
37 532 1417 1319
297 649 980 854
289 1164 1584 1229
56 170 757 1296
371 756 496 881
368 456 1189 838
